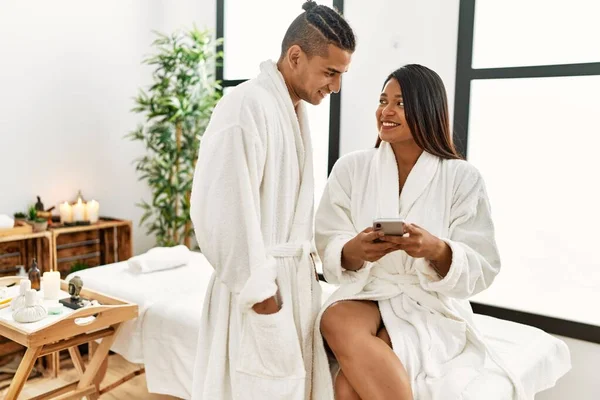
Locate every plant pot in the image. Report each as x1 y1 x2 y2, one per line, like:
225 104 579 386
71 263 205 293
32 220 48 232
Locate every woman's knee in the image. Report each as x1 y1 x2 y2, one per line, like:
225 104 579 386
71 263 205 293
320 301 380 346
320 302 345 341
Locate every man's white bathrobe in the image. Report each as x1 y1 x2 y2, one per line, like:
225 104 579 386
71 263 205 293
190 61 323 400
312 142 528 399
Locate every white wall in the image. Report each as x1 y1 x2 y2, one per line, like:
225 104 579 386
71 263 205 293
341 0 460 155
0 0 215 255
340 0 598 398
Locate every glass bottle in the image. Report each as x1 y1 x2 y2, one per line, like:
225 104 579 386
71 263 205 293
28 258 41 291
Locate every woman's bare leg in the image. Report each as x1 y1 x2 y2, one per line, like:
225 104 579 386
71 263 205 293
335 369 361 400
321 301 413 400
334 326 395 400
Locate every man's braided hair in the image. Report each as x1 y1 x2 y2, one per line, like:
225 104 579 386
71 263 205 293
280 1 356 58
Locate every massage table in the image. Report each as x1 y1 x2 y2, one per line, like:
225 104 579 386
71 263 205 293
69 252 571 399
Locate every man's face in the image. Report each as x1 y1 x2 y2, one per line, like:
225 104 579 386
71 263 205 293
294 44 352 105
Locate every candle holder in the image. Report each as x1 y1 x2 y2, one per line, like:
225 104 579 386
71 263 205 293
63 220 91 227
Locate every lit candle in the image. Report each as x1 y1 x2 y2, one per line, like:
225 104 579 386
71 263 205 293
42 271 60 300
59 202 72 224
86 200 99 224
72 198 85 222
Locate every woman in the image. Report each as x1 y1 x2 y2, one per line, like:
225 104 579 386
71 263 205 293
310 65 524 400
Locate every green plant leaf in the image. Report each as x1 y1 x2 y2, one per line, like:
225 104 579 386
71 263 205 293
130 26 222 246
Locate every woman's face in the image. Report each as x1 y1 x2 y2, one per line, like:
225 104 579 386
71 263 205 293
376 78 413 144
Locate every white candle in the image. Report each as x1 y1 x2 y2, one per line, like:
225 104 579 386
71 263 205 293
42 271 60 300
86 200 99 224
59 202 72 224
72 198 85 222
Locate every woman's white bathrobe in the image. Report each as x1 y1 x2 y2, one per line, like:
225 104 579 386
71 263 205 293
190 61 323 400
312 142 527 399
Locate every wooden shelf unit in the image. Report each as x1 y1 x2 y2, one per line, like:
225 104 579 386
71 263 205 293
50 219 132 278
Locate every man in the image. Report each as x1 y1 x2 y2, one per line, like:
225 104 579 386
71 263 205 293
190 1 355 399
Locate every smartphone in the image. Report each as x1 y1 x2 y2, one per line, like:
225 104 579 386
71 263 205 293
373 218 405 236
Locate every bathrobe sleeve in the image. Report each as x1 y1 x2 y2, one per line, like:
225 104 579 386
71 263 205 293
316 157 372 284
421 164 501 299
190 101 278 312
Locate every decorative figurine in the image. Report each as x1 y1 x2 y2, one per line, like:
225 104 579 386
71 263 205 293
59 276 85 310
35 196 45 211
68 276 83 300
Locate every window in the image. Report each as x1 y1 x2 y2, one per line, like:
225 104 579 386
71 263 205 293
454 0 600 340
472 0 600 69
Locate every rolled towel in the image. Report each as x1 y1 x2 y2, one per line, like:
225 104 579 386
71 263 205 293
128 245 190 274
0 214 14 229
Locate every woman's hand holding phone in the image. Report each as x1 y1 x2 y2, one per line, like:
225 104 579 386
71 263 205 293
341 227 403 270
379 222 452 276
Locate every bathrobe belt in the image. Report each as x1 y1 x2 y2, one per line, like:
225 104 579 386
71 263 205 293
268 241 315 349
369 267 421 286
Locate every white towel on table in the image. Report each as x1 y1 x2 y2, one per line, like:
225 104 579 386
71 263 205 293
128 245 190 274
0 215 14 229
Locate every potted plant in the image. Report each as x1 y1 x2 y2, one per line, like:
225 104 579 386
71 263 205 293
13 212 27 221
28 205 47 232
128 27 222 247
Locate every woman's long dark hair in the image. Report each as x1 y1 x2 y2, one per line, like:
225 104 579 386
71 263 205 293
375 64 462 160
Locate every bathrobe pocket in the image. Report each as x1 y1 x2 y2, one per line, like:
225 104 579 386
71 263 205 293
428 313 468 362
236 302 306 380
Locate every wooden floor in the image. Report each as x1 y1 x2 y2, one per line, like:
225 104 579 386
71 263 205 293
0 353 180 399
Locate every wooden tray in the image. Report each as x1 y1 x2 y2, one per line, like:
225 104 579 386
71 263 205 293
0 220 33 238
0 277 137 348
0 276 139 400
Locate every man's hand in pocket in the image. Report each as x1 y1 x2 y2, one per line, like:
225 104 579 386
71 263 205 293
252 296 280 315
